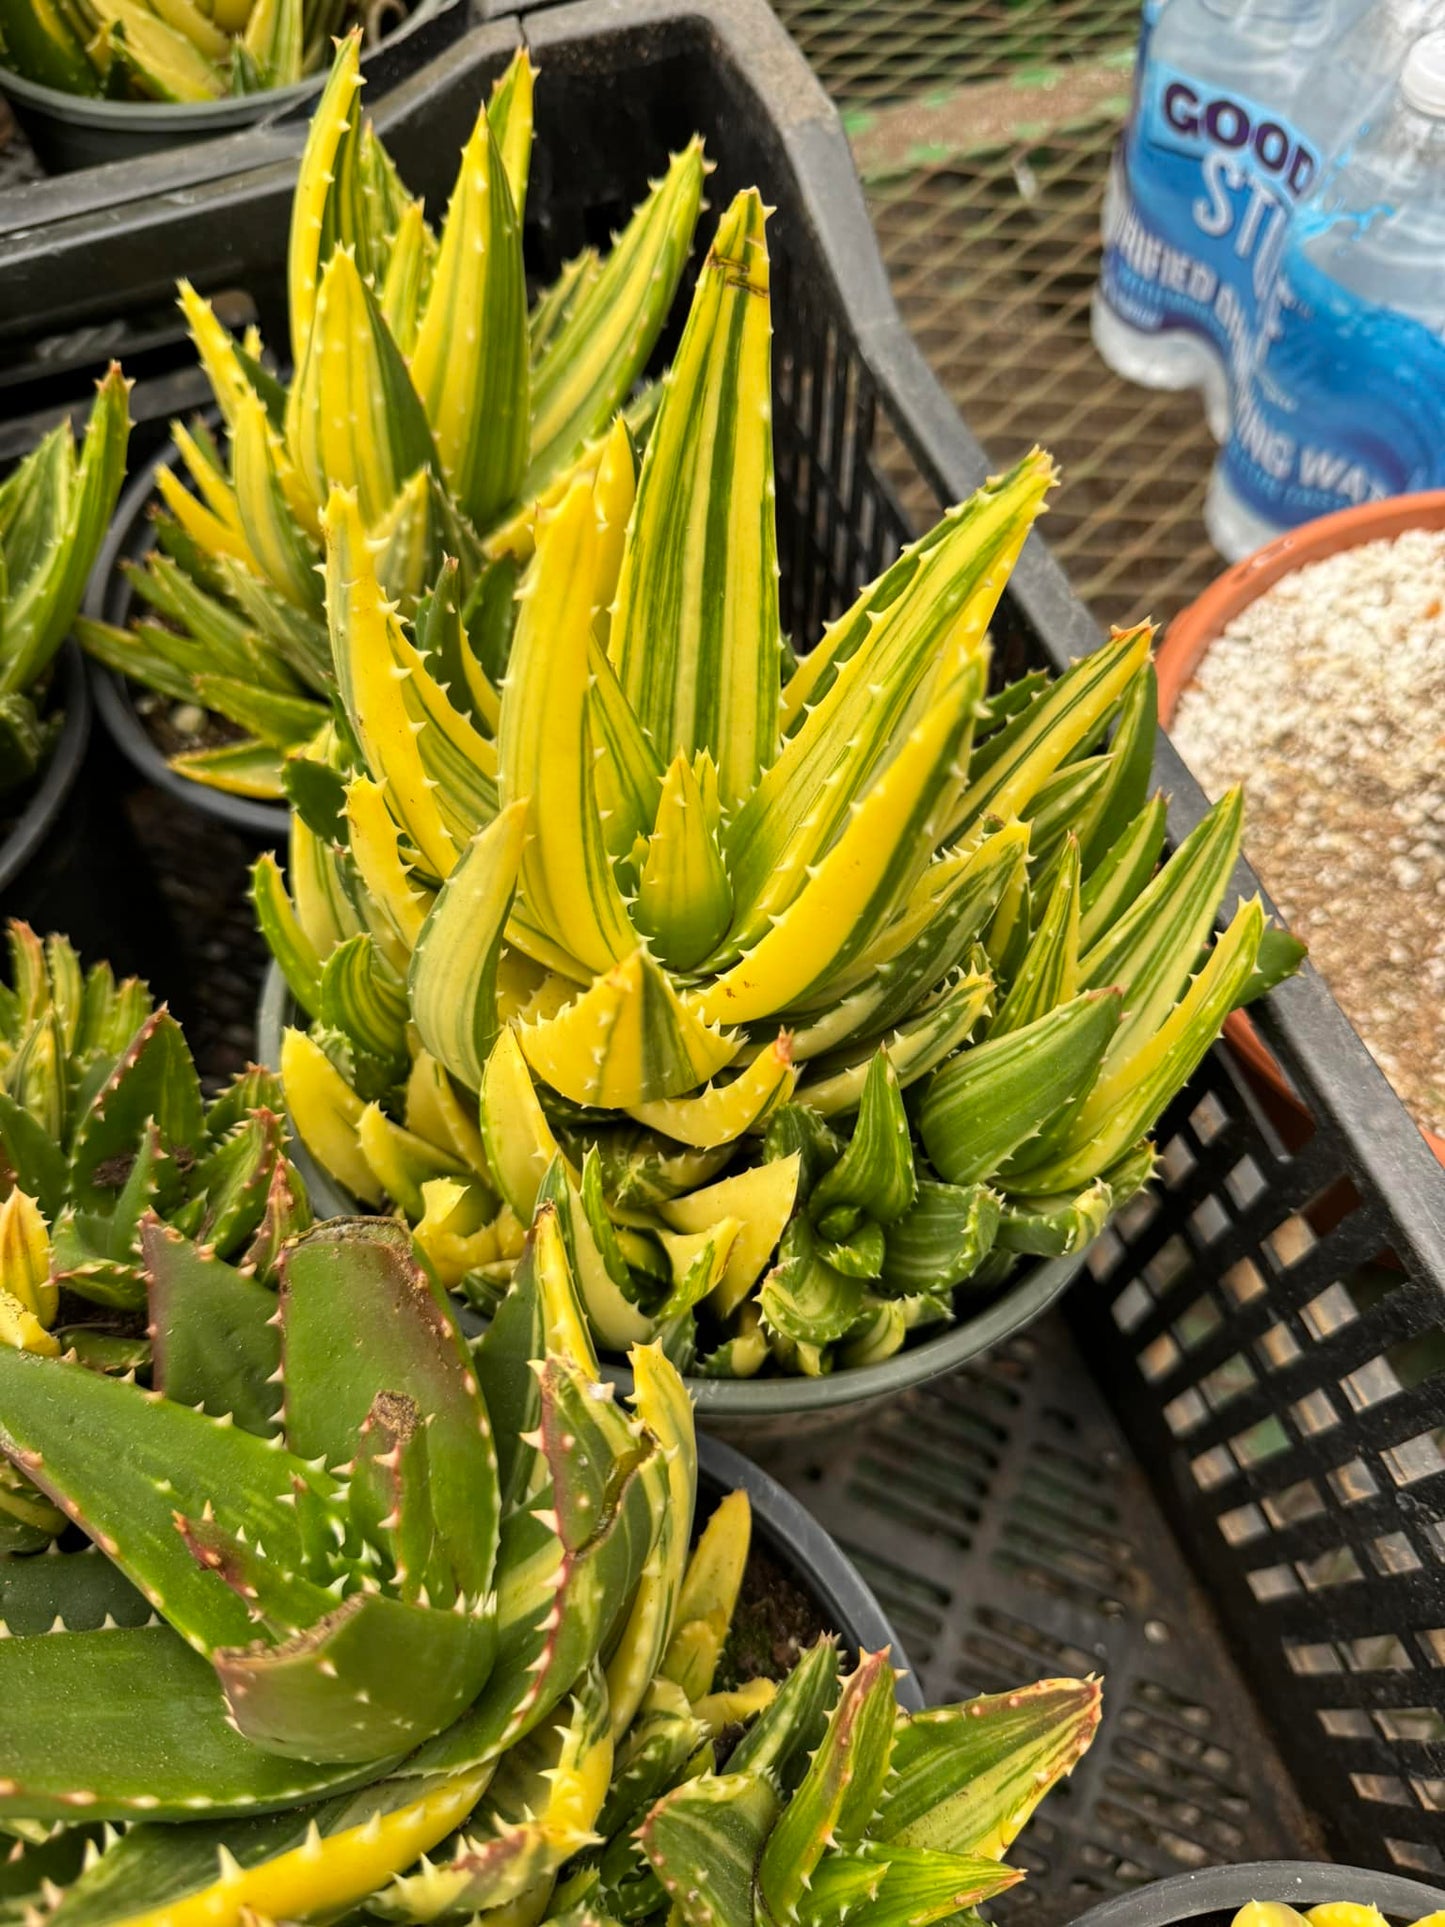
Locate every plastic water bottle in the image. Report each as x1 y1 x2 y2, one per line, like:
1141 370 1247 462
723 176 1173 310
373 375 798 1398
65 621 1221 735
1207 30 1445 557
1294 0 1445 166
1093 0 1361 439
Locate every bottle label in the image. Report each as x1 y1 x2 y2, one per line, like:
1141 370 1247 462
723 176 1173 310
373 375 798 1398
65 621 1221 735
1100 60 1318 386
1220 246 1445 523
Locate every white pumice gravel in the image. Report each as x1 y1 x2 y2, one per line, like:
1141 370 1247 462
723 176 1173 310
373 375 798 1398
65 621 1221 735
1171 527 1445 1140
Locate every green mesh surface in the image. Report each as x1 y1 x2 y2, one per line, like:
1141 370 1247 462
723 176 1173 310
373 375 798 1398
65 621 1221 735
771 0 1141 106
771 0 1224 632
866 120 1221 631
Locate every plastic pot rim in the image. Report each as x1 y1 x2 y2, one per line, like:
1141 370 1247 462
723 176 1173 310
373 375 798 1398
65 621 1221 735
84 446 290 841
694 1432 923 1711
0 0 449 135
258 961 1090 1420
0 640 92 898
1063 1861 1445 1927
1158 487 1445 1169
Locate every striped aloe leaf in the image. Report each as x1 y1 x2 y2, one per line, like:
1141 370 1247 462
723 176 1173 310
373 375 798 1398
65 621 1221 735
81 37 706 804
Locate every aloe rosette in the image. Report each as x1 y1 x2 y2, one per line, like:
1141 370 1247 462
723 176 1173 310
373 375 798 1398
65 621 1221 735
0 1195 1100 1927
0 922 312 1548
257 153 1300 1378
77 33 704 801
0 365 130 794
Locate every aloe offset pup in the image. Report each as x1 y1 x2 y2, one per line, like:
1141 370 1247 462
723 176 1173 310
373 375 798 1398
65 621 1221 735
259 154 1300 1375
78 33 703 800
0 1197 1100 1927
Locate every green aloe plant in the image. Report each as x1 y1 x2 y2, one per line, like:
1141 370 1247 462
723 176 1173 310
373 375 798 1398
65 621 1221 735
0 366 130 793
76 33 703 800
0 1195 1100 1927
258 167 1301 1377
0 922 311 1548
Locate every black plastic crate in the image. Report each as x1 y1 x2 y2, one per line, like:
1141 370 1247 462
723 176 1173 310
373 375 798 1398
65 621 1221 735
2 0 1444 1902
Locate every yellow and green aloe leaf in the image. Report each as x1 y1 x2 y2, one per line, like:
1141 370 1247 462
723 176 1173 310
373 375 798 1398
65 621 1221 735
949 624 1152 838
634 752 733 972
409 802 527 1093
878 1678 1101 1857
917 988 1122 1187
988 834 1080 1037
759 1217 864 1349
241 0 301 88
519 950 739 1110
2 363 130 697
759 1649 899 1920
1008 896 1265 1195
525 140 706 498
379 200 434 361
1079 786 1243 1069
605 1344 697 1739
639 1770 778 1927
880 1180 1000 1295
225 391 324 621
170 738 285 799
90 0 223 100
610 189 780 809
792 826 1020 1049
810 1050 917 1226
726 455 1054 953
697 673 980 1025
1076 659 1157 870
657 1153 800 1319
344 775 432 960
498 444 637 974
486 48 535 224
627 1033 795 1148
480 1028 572 1223
251 853 323 1019
800 967 994 1118
589 636 664 862
326 490 458 884
280 1025 383 1206
1078 795 1166 953
288 251 440 530
43 1764 491 1920
411 99 529 531
287 31 365 369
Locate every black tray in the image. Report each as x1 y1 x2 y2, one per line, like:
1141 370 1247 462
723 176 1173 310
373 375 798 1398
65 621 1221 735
1 0 1442 1897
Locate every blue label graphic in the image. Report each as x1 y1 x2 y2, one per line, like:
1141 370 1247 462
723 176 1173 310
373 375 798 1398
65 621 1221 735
1220 243 1445 522
1101 60 1318 387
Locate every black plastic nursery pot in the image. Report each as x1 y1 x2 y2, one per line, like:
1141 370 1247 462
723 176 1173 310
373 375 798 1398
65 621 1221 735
257 968 1088 1439
7 0 1445 1896
694 1431 923 1713
1068 1864 1445 1927
0 0 460 175
85 448 290 842
0 639 90 912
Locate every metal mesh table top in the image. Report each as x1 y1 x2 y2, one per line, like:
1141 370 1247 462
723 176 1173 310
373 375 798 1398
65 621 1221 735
774 0 1224 634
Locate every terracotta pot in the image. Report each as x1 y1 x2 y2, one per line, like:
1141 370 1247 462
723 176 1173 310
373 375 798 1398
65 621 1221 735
1158 489 1445 1169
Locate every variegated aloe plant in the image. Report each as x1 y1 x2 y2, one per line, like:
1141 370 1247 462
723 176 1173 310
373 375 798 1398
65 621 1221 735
0 366 130 793
0 1193 1100 1927
258 171 1299 1377
77 32 703 799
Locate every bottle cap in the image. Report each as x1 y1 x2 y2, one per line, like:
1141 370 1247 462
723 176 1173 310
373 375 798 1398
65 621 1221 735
1402 29 1445 115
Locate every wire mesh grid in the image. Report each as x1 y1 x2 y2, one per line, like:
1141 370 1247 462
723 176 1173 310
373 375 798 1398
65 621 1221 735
769 0 1138 107
865 119 1223 631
